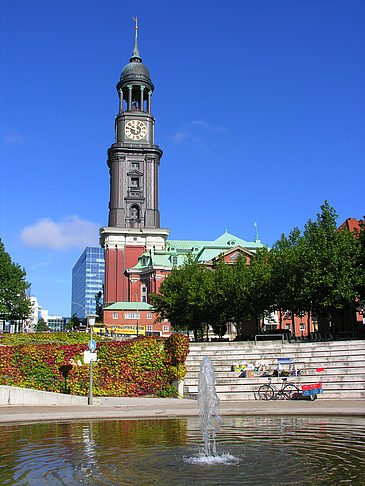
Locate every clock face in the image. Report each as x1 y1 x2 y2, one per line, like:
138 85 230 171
125 120 147 140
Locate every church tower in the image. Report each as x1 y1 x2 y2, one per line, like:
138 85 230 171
100 20 169 305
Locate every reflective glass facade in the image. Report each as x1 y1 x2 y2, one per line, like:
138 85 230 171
71 247 105 319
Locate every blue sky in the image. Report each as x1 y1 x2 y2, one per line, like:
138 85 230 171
1 0 364 317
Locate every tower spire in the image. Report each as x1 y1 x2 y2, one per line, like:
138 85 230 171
130 16 142 63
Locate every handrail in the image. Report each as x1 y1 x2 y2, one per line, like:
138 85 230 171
255 333 285 344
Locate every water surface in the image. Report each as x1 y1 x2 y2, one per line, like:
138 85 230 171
0 416 364 485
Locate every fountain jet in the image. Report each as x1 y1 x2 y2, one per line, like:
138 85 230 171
198 356 222 456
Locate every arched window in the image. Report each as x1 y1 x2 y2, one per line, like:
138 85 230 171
130 205 140 220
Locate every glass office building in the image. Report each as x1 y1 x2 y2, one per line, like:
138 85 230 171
71 247 105 319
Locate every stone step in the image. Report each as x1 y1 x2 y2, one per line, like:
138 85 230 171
188 343 365 354
185 340 365 400
189 339 365 347
186 355 365 365
187 355 365 363
183 361 365 373
186 349 365 361
184 374 365 385
184 382 365 393
183 390 365 400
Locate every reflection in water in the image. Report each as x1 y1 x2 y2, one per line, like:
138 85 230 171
0 416 364 485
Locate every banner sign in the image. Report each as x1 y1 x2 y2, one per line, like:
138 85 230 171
84 350 97 364
301 382 323 396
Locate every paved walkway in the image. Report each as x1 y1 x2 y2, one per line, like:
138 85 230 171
1 398 364 424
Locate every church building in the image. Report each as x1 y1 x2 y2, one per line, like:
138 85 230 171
100 23 265 337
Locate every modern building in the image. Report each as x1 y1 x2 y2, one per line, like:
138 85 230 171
47 316 65 333
71 247 105 319
27 296 41 332
25 296 68 333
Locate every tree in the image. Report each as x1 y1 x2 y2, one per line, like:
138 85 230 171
151 255 210 340
36 318 49 332
67 314 81 331
0 239 31 323
95 289 103 320
268 228 309 337
356 218 365 307
225 254 254 338
203 257 233 339
244 247 273 333
302 202 361 331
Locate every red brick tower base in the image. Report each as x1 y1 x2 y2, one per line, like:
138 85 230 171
100 227 170 305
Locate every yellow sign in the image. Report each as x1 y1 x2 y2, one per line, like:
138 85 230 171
92 324 145 336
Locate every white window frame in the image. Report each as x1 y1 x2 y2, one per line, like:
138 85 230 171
112 313 118 319
125 312 140 320
147 313 152 319
163 325 169 332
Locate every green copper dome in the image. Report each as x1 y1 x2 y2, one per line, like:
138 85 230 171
118 21 153 90
120 60 151 82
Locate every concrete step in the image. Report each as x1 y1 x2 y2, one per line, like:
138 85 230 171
185 339 365 400
184 381 365 394
184 374 365 385
189 339 365 349
187 349 365 360
185 364 365 375
186 356 365 366
183 390 365 400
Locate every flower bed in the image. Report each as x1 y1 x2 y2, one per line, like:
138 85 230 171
0 334 189 397
0 332 103 345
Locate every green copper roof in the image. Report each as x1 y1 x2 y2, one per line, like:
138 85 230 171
130 21 142 62
166 231 265 252
104 302 152 311
128 231 267 272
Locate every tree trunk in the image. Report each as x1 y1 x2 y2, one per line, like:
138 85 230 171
291 310 296 338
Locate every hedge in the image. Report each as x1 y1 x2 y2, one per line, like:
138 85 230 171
0 334 189 398
0 332 104 345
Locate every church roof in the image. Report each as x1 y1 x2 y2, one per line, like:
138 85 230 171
128 231 266 272
119 19 152 85
104 302 152 311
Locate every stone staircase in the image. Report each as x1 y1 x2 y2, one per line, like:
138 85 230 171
183 339 365 400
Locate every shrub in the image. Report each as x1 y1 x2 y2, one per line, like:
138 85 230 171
0 336 189 397
0 332 103 345
164 334 189 365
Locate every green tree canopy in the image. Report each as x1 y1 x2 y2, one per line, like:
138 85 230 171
302 201 361 321
0 239 31 321
151 255 212 339
152 203 363 340
356 218 365 306
36 318 49 332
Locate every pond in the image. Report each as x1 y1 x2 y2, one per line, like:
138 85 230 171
0 416 364 485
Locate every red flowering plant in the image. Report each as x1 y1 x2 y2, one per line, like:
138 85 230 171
0 334 189 397
164 334 190 381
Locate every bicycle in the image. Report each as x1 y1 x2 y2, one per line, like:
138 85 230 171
257 377 299 400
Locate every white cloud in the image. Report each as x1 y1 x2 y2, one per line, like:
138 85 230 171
21 215 100 251
190 120 228 133
171 120 228 146
30 253 54 270
5 134 24 144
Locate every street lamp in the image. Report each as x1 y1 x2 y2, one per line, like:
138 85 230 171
86 313 98 405
71 301 88 330
135 293 139 337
